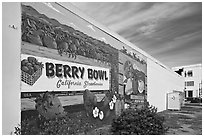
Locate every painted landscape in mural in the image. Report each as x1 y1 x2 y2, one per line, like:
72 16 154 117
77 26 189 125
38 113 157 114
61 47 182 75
20 2 147 134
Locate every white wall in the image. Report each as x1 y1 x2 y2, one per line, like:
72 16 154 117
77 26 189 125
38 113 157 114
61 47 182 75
173 64 202 98
2 2 21 135
184 65 202 97
147 59 184 112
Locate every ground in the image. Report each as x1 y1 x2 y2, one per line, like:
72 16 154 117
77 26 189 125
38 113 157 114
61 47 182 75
83 103 202 135
160 104 202 135
21 103 202 135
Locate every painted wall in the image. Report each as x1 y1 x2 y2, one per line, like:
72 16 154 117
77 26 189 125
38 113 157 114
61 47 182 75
2 2 21 135
147 59 184 112
118 51 147 105
20 3 120 127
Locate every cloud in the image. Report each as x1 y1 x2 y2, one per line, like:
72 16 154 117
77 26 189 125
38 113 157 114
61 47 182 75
151 30 202 67
69 22 80 30
100 37 107 42
112 3 201 32
137 20 158 36
72 3 155 27
87 24 96 31
43 2 64 15
72 2 202 67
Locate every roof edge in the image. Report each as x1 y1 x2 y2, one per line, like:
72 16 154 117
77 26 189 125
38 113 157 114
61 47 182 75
172 64 202 69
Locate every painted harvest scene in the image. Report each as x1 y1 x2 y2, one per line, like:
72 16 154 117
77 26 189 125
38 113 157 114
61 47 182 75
20 2 147 135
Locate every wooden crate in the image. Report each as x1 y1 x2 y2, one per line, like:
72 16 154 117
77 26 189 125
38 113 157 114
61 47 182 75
21 68 42 86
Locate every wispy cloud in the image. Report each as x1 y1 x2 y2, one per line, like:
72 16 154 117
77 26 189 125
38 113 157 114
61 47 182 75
87 24 96 31
43 2 64 15
100 37 107 42
72 2 202 67
69 22 80 30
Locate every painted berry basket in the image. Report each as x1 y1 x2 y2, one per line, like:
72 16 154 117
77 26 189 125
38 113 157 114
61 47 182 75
21 68 42 86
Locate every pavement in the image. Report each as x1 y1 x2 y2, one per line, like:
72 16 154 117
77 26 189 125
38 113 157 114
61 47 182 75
86 103 202 135
159 104 202 135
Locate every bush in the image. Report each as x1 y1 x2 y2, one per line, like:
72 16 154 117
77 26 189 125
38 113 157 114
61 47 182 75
111 103 168 135
186 97 202 103
15 109 116 135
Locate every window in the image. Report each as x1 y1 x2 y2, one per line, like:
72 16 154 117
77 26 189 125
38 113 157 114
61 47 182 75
186 81 194 86
188 90 193 97
187 70 193 77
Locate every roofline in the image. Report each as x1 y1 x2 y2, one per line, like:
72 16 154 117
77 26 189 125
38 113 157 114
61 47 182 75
57 2 183 78
172 64 202 69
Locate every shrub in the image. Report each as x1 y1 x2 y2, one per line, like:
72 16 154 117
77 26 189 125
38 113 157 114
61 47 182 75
111 103 168 135
14 109 116 135
186 97 202 103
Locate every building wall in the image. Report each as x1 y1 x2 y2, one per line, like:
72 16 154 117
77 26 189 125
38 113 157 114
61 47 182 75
173 64 202 98
2 2 186 134
2 2 21 135
147 59 184 112
184 65 202 98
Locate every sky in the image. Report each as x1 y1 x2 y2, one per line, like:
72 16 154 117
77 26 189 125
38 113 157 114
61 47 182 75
71 2 202 68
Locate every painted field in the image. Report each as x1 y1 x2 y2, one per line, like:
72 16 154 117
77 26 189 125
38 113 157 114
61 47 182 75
21 93 105 111
21 41 111 69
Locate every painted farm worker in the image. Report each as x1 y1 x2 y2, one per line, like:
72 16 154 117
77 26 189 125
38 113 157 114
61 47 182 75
26 29 43 46
83 89 97 117
35 91 66 120
99 91 113 118
137 70 146 94
132 64 140 95
123 60 134 96
68 38 77 59
132 63 146 94
42 32 57 49
124 61 144 96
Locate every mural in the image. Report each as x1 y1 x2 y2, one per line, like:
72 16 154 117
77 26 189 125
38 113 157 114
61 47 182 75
21 3 118 93
20 2 147 134
21 3 119 134
119 47 147 108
